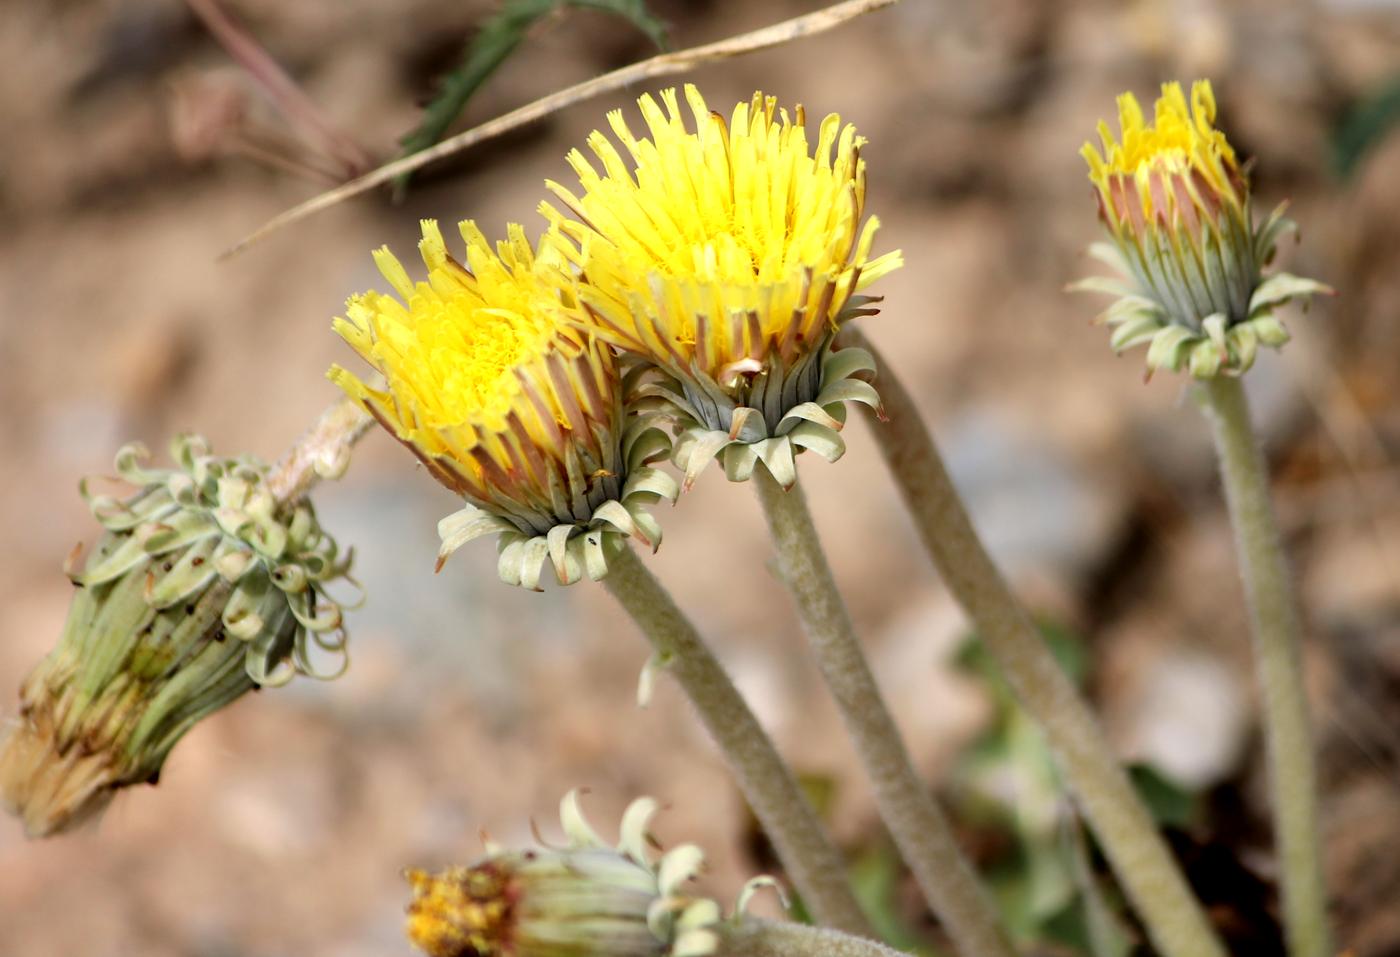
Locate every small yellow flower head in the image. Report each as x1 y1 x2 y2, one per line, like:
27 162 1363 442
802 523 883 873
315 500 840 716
404 792 746 957
542 86 901 489
329 221 676 588
1075 80 1330 378
0 436 353 837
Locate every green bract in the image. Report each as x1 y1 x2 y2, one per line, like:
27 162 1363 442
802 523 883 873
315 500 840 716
653 336 881 491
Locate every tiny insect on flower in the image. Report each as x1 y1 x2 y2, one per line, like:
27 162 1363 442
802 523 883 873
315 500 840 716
1073 79 1331 378
541 85 902 489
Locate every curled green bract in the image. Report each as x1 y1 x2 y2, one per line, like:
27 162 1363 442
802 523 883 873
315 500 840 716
0 434 356 837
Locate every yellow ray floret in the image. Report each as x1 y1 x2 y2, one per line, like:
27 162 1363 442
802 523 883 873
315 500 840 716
1081 80 1246 236
328 220 617 521
541 84 902 383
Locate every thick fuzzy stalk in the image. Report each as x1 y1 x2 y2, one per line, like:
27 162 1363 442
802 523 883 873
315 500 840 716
1199 375 1330 957
603 545 872 937
840 326 1227 957
752 466 1016 957
720 919 906 957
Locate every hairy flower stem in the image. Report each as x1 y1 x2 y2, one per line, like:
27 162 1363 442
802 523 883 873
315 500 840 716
603 545 873 937
752 467 1015 957
840 326 1227 957
720 919 906 957
1199 375 1330 957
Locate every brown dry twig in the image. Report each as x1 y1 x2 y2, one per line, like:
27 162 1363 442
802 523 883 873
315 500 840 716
222 0 899 259
185 0 374 179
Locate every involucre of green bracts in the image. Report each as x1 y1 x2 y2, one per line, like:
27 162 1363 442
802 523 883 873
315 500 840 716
434 392 679 590
1072 199 1332 379
405 792 778 957
653 333 881 491
0 434 356 837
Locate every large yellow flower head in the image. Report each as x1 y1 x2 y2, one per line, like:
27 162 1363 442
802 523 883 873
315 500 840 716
541 85 902 488
329 221 676 588
1074 80 1329 378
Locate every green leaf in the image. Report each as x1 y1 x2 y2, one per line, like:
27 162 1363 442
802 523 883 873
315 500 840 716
569 0 670 50
394 0 669 197
1333 72 1400 181
1128 763 1198 829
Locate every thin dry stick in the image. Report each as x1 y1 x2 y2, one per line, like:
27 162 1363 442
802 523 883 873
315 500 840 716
223 0 898 258
839 326 1227 957
185 0 374 178
752 465 1017 957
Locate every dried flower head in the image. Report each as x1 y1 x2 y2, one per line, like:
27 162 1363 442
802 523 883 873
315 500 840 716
329 220 676 588
405 792 763 957
541 85 901 489
1074 79 1330 378
0 435 353 837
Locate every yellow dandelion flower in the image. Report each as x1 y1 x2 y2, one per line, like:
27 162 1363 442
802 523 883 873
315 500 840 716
541 85 902 489
1074 80 1330 378
329 220 676 588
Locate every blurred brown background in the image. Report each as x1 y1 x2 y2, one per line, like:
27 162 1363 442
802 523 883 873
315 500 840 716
3 0 1400 954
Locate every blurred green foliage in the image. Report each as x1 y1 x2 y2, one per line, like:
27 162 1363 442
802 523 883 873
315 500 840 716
1333 73 1400 179
395 0 669 196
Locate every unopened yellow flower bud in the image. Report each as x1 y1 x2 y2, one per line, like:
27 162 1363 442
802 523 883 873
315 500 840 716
1074 80 1331 378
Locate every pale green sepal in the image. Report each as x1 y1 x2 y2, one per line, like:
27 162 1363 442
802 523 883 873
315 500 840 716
583 530 610 581
618 796 659 865
779 401 843 432
1109 315 1165 352
517 536 551 592
756 438 798 490
658 844 706 896
437 505 513 570
1066 275 1140 298
820 345 876 384
1248 273 1333 318
1251 313 1291 347
560 789 608 848
734 876 788 918
547 524 576 585
1201 313 1230 354
1188 340 1225 379
496 535 528 588
814 377 880 411
679 430 735 492
788 421 846 462
1146 325 1197 373
1230 322 1260 373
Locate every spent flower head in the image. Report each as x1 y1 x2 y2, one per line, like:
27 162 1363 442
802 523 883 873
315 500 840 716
0 435 353 837
404 791 776 957
1074 79 1331 378
542 85 902 489
329 220 676 589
